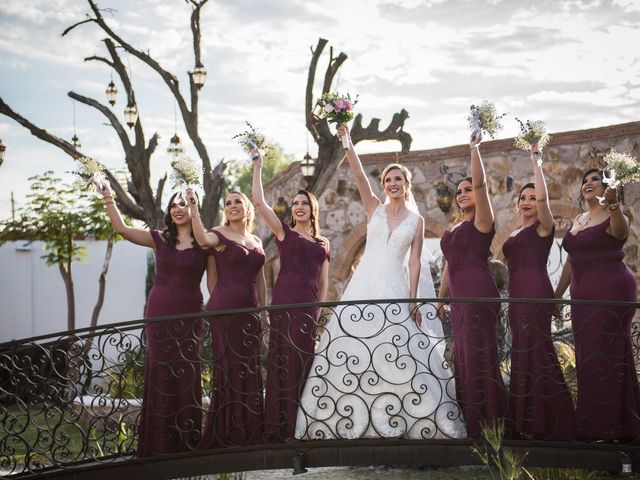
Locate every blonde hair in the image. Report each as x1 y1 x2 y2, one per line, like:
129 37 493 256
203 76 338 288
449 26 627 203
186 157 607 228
380 163 412 199
222 191 255 232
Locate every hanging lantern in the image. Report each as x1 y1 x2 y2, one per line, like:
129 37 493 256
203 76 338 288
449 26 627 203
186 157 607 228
105 80 118 107
167 133 184 160
0 139 6 166
71 134 82 150
300 152 316 187
192 64 207 89
124 103 138 129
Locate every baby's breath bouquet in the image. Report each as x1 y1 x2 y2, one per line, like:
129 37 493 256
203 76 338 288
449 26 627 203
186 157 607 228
169 156 202 202
232 122 270 167
602 149 640 188
514 118 551 166
313 92 358 149
73 156 108 197
467 100 506 139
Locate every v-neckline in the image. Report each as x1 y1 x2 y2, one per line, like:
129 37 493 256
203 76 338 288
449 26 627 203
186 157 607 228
381 205 412 241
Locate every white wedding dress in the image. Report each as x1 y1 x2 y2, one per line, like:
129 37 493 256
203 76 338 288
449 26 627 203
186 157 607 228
295 204 466 440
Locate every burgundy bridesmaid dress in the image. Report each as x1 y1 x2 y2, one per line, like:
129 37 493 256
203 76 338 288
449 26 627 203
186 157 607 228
440 219 509 438
198 231 265 448
503 222 575 441
137 230 209 457
263 221 329 441
563 217 640 441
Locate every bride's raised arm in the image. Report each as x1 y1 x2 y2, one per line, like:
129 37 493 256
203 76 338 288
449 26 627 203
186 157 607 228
337 125 380 218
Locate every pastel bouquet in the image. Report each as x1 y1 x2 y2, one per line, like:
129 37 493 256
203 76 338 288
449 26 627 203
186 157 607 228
514 118 551 166
232 122 270 167
314 92 358 149
600 149 640 189
169 156 202 203
74 156 108 198
467 100 506 139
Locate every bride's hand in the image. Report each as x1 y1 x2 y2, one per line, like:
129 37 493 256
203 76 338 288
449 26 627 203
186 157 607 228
409 302 422 326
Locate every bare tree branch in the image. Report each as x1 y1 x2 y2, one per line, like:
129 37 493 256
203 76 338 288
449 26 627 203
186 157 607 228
305 38 413 195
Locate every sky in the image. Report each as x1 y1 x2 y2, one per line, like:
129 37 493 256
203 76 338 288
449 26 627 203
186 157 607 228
1 0 639 219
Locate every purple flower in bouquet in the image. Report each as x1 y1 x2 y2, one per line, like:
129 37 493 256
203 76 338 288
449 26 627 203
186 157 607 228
315 92 358 126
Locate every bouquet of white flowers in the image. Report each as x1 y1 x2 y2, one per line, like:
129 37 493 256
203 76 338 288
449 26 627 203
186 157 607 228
467 100 506 139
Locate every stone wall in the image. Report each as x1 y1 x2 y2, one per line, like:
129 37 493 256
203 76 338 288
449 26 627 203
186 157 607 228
259 122 640 301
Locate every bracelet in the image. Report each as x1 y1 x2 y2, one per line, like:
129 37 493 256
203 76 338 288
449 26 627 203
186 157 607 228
470 144 479 150
103 195 113 200
608 203 620 211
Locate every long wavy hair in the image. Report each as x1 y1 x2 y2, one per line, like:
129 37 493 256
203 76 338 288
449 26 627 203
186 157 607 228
222 191 255 232
162 192 199 249
289 189 324 243
380 163 412 199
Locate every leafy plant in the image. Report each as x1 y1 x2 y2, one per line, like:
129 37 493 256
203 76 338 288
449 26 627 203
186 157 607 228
472 419 531 480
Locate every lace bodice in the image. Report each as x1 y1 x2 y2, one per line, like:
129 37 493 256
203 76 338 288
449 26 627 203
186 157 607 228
355 204 418 280
150 230 209 291
502 222 554 272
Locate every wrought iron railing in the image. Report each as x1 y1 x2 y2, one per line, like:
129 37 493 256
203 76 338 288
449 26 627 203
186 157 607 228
1 298 639 478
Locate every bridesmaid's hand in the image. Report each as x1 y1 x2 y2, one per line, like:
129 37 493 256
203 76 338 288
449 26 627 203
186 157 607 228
259 311 269 333
470 128 482 148
603 186 619 206
530 144 541 164
99 181 113 199
185 187 198 207
251 147 263 168
336 124 352 147
436 302 451 322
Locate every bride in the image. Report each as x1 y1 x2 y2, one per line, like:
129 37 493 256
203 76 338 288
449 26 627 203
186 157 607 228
295 125 466 440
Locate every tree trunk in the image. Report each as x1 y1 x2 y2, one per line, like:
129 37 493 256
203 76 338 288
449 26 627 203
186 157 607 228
80 233 114 395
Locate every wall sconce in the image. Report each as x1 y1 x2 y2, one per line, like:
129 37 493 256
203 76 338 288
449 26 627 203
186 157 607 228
434 181 453 213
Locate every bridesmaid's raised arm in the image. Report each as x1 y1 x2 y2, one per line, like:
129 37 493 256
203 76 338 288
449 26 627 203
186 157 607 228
251 150 285 241
185 187 221 248
603 186 630 240
469 130 494 233
100 183 154 247
532 145 554 237
337 125 380 218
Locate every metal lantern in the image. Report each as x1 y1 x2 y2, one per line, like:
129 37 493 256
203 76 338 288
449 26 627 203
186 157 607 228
300 152 316 186
192 64 207 89
0 139 5 166
124 103 138 129
167 133 184 160
71 134 82 150
105 81 118 107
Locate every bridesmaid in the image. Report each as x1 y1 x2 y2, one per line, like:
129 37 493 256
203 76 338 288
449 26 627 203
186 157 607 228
100 185 215 456
187 189 267 448
502 145 575 441
437 129 509 438
251 150 330 442
555 168 640 441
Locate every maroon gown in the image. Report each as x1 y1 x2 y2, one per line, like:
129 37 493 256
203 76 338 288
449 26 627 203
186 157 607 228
198 231 265 448
137 230 209 457
440 219 509 438
263 221 329 441
503 222 575 441
562 217 640 441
